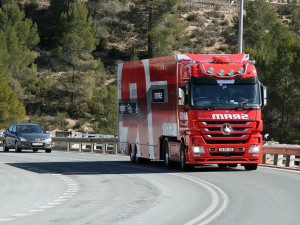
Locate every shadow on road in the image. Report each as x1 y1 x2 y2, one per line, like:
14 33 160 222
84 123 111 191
5 159 245 175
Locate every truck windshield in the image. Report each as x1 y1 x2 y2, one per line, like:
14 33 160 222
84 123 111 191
191 83 260 109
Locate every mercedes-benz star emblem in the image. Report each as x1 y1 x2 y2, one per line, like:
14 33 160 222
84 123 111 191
222 124 232 135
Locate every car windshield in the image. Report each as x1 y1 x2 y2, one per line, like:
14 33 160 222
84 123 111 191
17 125 46 134
191 83 260 109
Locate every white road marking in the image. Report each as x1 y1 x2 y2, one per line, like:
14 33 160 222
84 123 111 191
173 173 229 225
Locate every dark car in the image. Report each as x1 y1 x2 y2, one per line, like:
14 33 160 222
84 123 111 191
3 123 52 153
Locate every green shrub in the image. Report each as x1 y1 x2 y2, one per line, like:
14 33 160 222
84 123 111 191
186 13 198 22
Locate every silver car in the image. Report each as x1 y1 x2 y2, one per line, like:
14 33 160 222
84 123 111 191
3 123 52 153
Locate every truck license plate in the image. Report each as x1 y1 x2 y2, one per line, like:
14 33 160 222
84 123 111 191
219 148 234 152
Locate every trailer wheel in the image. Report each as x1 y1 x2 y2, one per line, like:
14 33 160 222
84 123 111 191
244 164 257 171
164 139 173 168
134 145 141 164
180 142 192 171
129 145 135 163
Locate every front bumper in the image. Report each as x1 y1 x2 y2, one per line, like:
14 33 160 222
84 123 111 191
19 141 52 150
186 135 262 165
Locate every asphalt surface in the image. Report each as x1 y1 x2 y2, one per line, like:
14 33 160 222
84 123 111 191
0 149 299 225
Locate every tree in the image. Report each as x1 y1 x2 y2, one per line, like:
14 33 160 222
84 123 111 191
0 2 39 99
263 36 300 143
51 0 106 118
291 8 300 37
126 0 184 58
223 0 300 143
0 75 26 128
91 85 118 135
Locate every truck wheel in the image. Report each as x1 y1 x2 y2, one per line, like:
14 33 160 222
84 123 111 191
218 164 228 168
228 164 238 168
15 141 21 152
134 145 141 164
33 149 38 152
3 141 9 152
180 142 192 171
164 139 173 168
45 149 52 153
129 145 135 163
244 164 258 171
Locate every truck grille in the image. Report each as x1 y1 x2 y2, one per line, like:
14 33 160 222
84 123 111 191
198 121 254 144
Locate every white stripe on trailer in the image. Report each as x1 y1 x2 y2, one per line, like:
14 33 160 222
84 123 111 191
129 83 137 102
143 59 155 159
118 63 128 154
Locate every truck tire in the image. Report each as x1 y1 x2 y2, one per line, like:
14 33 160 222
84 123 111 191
180 142 192 171
134 145 141 164
244 164 258 171
3 141 9 152
164 139 173 168
218 164 228 168
129 145 135 163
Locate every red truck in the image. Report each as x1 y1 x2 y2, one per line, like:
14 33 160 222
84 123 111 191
118 53 267 171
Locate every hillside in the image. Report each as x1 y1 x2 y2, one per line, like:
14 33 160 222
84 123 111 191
0 0 299 143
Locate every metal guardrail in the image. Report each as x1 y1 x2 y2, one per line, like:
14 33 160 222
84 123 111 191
52 137 118 154
0 136 119 154
262 144 300 168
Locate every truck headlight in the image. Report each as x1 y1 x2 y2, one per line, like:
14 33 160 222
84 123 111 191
192 146 205 153
20 137 27 142
248 145 261 153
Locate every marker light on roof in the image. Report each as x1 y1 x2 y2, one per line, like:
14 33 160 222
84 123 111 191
228 69 234 76
218 69 224 76
238 67 244 74
208 67 214 74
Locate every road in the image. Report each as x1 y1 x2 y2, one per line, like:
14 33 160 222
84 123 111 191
0 150 299 225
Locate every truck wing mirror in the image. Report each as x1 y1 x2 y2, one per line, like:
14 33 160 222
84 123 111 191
178 88 185 106
263 86 267 106
261 84 267 106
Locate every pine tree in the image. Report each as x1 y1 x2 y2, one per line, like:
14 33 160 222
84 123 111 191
0 2 39 98
126 0 184 58
52 0 106 118
0 75 26 128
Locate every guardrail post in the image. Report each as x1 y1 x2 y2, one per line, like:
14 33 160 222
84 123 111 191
262 154 266 164
273 154 278 166
104 144 106 154
91 143 94 153
285 155 290 167
79 143 82 153
67 143 71 152
115 144 118 155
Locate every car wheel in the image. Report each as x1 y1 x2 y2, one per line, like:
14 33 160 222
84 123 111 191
45 149 51 153
3 141 9 152
33 149 38 152
15 141 21 152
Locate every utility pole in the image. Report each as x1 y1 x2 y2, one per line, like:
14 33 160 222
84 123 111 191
238 0 244 53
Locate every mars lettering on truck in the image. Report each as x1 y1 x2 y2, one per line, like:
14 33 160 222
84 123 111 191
118 53 267 171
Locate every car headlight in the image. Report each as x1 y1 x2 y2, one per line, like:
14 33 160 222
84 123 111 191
45 138 52 143
192 146 205 153
20 137 27 142
248 145 261 153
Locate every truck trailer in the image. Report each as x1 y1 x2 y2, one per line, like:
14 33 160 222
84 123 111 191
118 53 267 171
